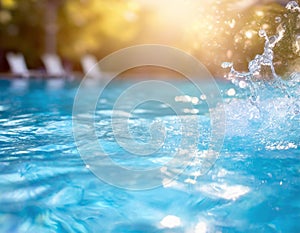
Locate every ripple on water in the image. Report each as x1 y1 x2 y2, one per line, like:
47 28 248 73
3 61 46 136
0 72 299 232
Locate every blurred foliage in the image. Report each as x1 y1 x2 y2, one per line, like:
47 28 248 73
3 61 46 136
0 0 44 68
57 0 141 61
1 0 16 9
0 0 299 76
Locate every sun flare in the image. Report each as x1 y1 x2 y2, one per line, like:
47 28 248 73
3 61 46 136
137 0 199 28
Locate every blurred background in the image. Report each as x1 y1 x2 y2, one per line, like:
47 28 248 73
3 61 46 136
0 0 298 77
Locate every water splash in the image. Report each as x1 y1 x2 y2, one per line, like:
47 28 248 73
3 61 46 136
286 0 300 12
221 25 287 102
220 1 300 151
222 1 300 103
222 1 300 99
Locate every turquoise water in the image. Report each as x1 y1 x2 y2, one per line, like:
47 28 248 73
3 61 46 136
0 77 299 233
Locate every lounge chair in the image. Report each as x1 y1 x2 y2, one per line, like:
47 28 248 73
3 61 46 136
6 53 28 75
6 52 44 78
5 53 32 90
81 54 103 80
41 54 67 77
42 53 81 81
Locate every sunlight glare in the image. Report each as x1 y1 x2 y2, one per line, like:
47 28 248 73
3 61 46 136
136 0 197 28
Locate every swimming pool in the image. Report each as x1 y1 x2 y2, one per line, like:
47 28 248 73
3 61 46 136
0 75 299 232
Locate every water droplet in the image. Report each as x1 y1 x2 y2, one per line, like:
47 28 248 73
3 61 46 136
286 1 300 12
258 29 266 38
200 94 207 100
227 88 236 96
239 81 247 89
191 97 199 105
221 62 233 68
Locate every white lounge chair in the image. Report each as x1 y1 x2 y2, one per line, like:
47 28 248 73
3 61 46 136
42 53 81 81
81 54 103 80
6 53 31 77
41 54 67 77
5 53 31 89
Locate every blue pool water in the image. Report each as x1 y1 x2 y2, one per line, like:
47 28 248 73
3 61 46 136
0 76 299 233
